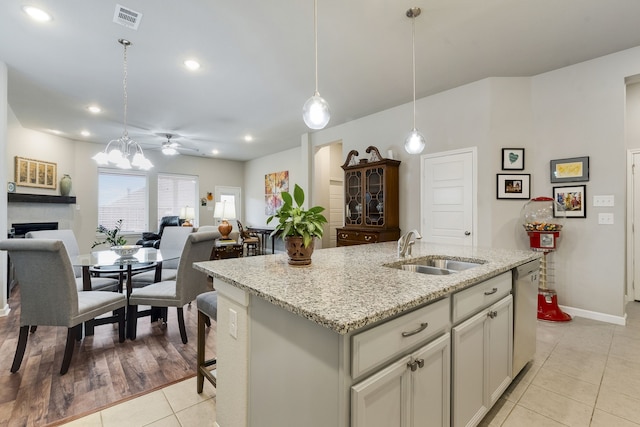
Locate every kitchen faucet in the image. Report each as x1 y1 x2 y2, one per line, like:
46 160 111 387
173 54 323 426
397 229 422 257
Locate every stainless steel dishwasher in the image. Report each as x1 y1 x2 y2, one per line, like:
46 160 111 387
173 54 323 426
512 259 540 377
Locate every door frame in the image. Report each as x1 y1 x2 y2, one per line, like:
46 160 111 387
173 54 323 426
420 147 478 246
626 149 639 301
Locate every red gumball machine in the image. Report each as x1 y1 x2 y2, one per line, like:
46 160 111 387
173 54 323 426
521 197 571 322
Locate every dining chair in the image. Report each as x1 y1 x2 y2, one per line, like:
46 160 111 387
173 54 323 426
127 231 217 343
236 220 259 256
130 226 193 287
26 229 119 292
0 239 126 375
196 290 217 393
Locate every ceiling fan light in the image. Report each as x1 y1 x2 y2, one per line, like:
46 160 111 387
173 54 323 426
302 93 331 130
162 146 178 155
404 128 426 154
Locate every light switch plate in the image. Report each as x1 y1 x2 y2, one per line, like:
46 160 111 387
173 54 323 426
598 213 614 225
593 195 614 207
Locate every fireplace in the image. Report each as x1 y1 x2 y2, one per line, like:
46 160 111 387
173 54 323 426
10 222 59 238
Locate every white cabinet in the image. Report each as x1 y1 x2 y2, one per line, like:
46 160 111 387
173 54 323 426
452 294 513 427
352 333 450 427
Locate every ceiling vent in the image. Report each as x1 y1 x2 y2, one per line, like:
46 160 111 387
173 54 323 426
113 4 142 30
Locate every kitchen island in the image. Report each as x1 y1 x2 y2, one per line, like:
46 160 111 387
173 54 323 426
194 241 540 427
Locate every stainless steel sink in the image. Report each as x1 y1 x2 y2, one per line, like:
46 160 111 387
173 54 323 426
386 257 483 275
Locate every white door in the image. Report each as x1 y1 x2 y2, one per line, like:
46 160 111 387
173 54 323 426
631 151 640 301
215 186 242 232
421 148 476 246
329 181 344 248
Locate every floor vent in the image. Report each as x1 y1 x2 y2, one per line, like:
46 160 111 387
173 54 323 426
113 4 142 30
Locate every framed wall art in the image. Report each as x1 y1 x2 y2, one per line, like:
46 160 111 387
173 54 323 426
497 174 530 199
550 156 589 183
501 148 524 170
14 156 57 190
553 185 586 218
264 170 289 215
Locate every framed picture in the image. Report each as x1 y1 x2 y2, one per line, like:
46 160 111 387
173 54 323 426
501 148 524 170
497 174 530 199
14 156 57 190
550 156 589 183
553 185 586 218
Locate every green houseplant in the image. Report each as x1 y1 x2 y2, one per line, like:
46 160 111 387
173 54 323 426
267 184 328 265
92 219 128 248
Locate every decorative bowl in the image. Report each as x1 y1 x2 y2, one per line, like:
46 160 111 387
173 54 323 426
111 245 142 257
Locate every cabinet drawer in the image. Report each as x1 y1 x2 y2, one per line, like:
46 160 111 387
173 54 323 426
351 297 450 380
338 229 379 244
452 272 511 324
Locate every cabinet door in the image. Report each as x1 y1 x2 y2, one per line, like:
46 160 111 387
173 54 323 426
452 309 489 427
345 170 363 226
365 166 385 226
487 295 513 405
352 355 411 427
410 333 450 427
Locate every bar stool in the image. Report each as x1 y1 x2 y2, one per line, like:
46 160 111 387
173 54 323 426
197 291 218 393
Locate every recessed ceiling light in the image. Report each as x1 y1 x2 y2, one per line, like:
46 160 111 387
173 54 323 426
184 59 201 71
87 105 101 114
244 135 253 142
22 6 52 22
211 149 219 155
81 130 91 137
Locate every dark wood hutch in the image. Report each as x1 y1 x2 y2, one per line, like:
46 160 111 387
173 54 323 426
337 146 401 246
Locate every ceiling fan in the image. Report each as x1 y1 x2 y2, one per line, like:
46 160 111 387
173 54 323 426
160 133 199 156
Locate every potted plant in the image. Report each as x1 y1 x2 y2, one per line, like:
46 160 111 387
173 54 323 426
92 219 128 248
267 184 328 265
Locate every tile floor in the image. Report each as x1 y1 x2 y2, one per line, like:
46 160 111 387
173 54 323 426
62 302 640 426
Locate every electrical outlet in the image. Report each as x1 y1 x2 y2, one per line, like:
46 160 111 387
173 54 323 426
598 213 614 225
229 308 238 339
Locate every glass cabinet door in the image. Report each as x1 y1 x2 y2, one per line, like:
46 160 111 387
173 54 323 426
365 167 385 226
345 170 362 225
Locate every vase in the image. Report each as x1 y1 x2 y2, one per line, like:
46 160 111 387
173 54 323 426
60 174 72 196
285 236 315 266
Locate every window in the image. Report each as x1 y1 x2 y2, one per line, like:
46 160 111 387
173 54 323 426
158 173 199 227
97 169 148 233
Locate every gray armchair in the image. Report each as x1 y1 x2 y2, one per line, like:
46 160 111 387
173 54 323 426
0 239 126 375
26 229 119 292
127 231 217 343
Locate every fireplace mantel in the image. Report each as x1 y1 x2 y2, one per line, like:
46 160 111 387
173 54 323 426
8 193 76 204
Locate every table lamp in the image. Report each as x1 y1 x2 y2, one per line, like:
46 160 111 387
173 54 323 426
180 206 195 227
214 201 236 239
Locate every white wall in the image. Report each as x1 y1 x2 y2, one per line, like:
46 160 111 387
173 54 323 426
0 61 8 314
259 46 640 321
6 110 244 252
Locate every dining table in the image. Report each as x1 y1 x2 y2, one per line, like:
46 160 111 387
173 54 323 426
72 247 181 338
246 226 279 254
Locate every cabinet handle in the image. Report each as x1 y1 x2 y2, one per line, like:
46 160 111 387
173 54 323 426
401 322 429 337
487 310 498 319
416 358 425 369
484 287 498 296
364 236 372 241
407 361 418 372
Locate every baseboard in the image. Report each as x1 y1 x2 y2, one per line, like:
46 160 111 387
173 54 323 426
559 304 627 326
0 304 10 317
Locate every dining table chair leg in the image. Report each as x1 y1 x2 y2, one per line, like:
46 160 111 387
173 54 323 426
61 324 82 375
177 307 188 344
11 325 29 373
117 307 126 342
127 305 138 340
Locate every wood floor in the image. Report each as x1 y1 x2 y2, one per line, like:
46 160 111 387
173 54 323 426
0 285 217 426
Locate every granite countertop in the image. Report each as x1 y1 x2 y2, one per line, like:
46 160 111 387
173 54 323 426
193 242 541 335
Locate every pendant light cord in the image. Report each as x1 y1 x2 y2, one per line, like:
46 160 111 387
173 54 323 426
411 14 416 129
122 42 129 138
313 0 319 94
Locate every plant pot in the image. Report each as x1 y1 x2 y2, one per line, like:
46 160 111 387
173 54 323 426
285 236 314 266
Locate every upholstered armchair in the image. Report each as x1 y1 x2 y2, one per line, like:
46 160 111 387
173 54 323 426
136 216 183 248
0 239 126 375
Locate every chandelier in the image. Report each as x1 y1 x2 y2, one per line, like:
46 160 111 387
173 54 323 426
92 39 153 170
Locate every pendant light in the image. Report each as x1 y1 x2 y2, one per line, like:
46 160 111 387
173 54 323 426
404 7 426 155
302 0 330 130
92 39 153 170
